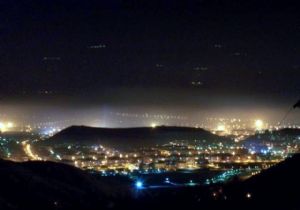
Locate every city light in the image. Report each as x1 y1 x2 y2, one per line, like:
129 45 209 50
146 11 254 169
151 123 157 128
246 192 252 199
255 119 264 130
217 124 226 131
0 121 15 132
7 122 14 128
0 122 5 132
1 2 300 209
0 117 292 194
135 181 143 189
22 141 41 160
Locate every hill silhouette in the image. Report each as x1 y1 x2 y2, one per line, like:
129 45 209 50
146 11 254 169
222 153 300 209
0 159 130 210
44 125 231 149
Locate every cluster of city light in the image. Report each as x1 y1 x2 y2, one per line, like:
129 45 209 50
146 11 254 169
211 119 267 138
7 119 289 188
206 169 242 184
255 119 264 130
217 124 225 131
49 137 287 174
0 121 14 132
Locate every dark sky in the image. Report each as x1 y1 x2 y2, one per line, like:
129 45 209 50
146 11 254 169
0 0 300 124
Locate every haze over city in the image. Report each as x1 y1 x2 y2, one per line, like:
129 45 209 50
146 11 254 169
1 0 300 127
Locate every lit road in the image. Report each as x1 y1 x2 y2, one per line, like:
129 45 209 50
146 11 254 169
22 141 41 160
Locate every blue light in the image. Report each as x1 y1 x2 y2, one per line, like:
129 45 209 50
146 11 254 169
135 181 143 189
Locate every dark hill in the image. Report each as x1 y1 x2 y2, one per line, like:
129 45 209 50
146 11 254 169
0 159 130 210
44 125 231 149
243 153 300 198
223 153 300 209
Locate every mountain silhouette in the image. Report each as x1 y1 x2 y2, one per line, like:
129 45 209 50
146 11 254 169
44 125 231 149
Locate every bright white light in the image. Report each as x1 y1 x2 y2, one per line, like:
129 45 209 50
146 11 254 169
0 122 5 130
56 154 62 160
217 124 225 131
255 119 263 130
7 122 14 128
246 192 252 198
151 123 157 128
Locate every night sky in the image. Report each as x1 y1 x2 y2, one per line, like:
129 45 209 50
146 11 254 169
0 0 300 125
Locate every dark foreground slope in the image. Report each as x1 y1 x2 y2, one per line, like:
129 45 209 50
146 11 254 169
45 125 231 149
224 153 300 208
0 160 130 210
1 154 300 210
